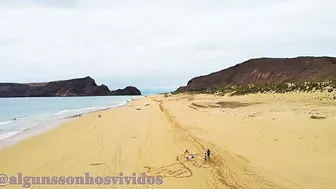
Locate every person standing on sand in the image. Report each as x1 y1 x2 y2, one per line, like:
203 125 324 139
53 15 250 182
207 148 211 158
204 153 207 161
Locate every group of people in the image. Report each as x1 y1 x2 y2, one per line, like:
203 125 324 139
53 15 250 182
184 148 211 161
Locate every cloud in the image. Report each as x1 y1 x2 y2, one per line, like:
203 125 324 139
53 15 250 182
0 0 78 8
0 0 335 90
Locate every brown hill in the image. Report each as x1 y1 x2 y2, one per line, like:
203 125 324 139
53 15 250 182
176 56 336 92
0 76 141 97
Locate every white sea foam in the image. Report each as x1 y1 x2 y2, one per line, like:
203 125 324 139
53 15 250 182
0 128 27 140
55 109 68 115
54 107 99 116
0 120 12 125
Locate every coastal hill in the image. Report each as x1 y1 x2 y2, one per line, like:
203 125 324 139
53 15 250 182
0 76 141 97
176 56 336 92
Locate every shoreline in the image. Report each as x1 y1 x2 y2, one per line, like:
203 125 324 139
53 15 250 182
0 118 72 150
0 98 138 151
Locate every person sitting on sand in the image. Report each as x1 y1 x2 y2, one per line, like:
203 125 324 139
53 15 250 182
184 150 190 160
186 155 195 160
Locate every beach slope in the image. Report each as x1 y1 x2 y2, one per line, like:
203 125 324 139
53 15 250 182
0 93 335 188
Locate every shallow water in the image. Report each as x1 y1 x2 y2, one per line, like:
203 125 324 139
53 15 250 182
0 96 141 140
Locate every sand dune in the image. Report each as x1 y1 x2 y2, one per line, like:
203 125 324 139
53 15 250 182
0 92 335 188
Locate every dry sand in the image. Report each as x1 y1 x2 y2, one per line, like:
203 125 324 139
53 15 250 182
0 92 335 188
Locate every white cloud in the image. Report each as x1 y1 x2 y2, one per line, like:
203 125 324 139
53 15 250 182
0 0 335 90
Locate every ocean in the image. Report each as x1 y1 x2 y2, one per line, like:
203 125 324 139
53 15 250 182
0 96 141 140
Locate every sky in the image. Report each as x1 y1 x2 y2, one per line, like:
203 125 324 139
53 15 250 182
0 0 335 91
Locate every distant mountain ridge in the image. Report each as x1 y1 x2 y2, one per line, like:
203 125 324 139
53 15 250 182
176 56 336 92
0 76 141 97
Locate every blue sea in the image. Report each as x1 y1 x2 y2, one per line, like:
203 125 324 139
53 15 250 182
0 96 142 140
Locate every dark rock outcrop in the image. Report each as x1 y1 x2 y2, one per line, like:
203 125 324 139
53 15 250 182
176 56 336 92
0 76 141 97
110 86 141 96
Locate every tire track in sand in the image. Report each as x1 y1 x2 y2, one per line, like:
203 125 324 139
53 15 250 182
136 112 153 172
157 100 285 189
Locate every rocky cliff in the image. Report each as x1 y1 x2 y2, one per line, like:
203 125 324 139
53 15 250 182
0 76 141 97
176 57 336 92
110 86 141 96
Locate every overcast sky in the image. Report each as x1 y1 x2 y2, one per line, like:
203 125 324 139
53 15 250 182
0 0 335 90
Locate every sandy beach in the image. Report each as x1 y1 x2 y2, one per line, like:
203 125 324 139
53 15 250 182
0 92 336 188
